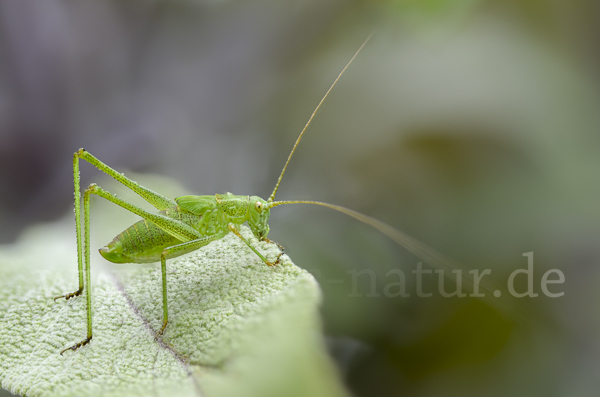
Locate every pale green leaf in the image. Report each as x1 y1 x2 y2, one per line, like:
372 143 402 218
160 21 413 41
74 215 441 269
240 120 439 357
0 220 348 397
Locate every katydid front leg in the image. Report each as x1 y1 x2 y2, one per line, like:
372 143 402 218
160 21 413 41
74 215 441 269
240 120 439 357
227 224 283 266
262 238 285 254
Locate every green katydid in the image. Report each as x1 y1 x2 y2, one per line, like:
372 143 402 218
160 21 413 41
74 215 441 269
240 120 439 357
54 35 504 355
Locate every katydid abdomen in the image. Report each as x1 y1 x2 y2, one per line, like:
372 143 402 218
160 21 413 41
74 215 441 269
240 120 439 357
99 206 204 264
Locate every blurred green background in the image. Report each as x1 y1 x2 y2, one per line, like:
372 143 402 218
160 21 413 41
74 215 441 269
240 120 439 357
1 0 600 396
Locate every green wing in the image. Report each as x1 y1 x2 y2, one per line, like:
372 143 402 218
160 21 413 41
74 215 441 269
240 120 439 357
175 195 217 215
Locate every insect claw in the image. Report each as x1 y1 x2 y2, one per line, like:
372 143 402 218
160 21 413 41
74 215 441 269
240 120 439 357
266 252 284 266
60 336 92 355
54 289 82 301
155 320 168 340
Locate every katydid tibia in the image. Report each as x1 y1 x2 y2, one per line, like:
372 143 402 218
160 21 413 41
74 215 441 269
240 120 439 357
55 35 492 355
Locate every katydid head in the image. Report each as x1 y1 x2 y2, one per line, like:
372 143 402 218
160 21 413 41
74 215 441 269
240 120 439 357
247 196 271 240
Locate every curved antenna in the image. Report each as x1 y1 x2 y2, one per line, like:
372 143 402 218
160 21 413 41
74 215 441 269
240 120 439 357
269 200 472 275
267 34 373 203
268 200 526 322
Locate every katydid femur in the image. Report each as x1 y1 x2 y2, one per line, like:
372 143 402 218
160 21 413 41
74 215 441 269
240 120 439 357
55 35 487 355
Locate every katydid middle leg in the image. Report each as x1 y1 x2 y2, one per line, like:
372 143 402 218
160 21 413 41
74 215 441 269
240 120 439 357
155 234 227 338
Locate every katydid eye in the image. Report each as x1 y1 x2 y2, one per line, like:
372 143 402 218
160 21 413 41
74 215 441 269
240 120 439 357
255 201 263 212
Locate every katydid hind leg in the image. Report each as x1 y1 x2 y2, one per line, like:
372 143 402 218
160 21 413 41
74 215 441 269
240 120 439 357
60 183 94 354
76 148 176 210
54 151 85 302
57 182 202 354
55 150 179 301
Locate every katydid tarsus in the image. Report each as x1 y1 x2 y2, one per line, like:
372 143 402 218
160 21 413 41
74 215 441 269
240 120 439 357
54 35 501 355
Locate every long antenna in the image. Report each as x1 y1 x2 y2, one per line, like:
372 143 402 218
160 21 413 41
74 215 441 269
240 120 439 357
267 33 373 203
268 200 477 278
267 200 526 323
